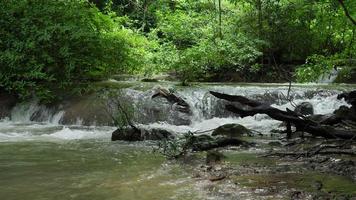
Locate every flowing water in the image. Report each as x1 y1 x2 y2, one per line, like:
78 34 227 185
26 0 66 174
0 82 355 199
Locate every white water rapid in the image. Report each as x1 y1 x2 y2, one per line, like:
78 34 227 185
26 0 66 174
0 83 352 142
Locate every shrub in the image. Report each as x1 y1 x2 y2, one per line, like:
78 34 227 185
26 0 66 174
0 0 141 102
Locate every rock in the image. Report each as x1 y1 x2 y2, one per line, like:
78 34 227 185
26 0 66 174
111 127 141 141
142 128 175 140
322 105 356 123
190 134 247 151
206 150 225 164
208 174 226 182
141 78 159 82
0 91 17 119
294 102 314 116
212 124 251 138
111 127 174 141
337 90 356 106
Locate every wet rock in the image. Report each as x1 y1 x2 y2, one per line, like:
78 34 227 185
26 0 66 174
111 127 141 141
141 78 159 82
333 105 356 122
111 127 174 141
208 174 226 182
188 134 247 151
142 128 175 140
212 124 252 138
252 91 285 105
206 150 225 165
337 90 356 106
294 102 314 116
0 91 17 119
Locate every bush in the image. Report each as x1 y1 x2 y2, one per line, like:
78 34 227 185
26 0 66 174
295 55 335 83
0 0 143 102
151 2 262 81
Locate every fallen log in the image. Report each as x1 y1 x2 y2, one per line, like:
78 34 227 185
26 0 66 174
210 91 356 140
152 87 191 113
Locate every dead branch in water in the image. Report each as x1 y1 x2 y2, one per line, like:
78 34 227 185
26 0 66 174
210 91 356 140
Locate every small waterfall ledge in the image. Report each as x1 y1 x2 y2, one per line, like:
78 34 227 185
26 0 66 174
0 82 352 141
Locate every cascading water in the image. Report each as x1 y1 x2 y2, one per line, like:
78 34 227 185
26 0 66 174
318 67 340 83
0 83 351 141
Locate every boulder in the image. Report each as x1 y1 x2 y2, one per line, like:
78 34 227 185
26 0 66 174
111 127 141 141
212 124 251 138
333 105 356 122
294 102 314 116
111 127 174 141
338 90 356 106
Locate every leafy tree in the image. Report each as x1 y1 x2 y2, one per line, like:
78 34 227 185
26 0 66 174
0 0 146 101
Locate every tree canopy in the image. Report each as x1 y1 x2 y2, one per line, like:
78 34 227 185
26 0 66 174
0 0 355 101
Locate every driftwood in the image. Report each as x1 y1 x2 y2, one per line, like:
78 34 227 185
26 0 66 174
210 91 356 140
152 87 190 113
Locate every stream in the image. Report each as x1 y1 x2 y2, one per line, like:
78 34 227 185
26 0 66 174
1 82 355 199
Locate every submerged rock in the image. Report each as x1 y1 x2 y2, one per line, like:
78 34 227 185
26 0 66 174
212 124 252 138
206 150 225 165
111 127 174 141
294 102 314 116
190 134 249 151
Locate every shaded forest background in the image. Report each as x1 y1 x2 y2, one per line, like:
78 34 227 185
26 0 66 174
0 0 355 102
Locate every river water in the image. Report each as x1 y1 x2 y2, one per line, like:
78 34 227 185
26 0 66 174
0 82 354 199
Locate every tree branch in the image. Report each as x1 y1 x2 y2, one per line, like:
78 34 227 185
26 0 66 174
337 0 356 25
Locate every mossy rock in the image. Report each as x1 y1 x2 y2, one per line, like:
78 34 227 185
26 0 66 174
206 150 225 164
295 102 314 115
212 124 252 138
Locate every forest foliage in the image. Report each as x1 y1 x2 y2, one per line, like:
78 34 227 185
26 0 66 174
0 0 355 101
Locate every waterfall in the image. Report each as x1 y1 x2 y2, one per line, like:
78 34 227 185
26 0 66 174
0 83 351 142
318 67 340 83
9 100 64 124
